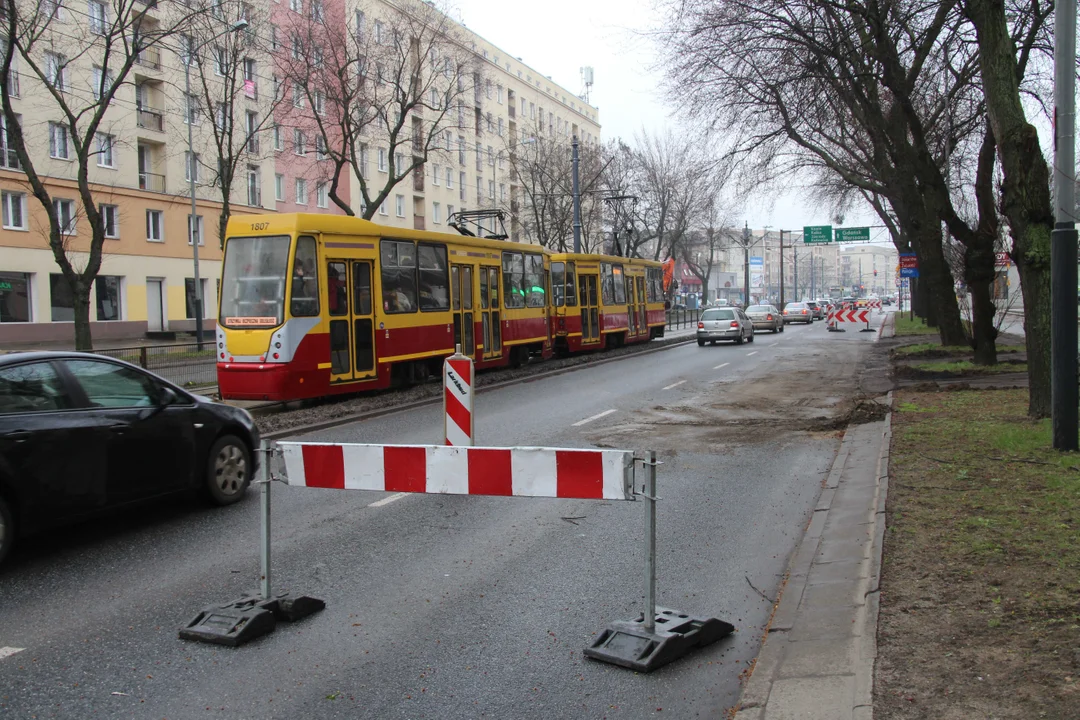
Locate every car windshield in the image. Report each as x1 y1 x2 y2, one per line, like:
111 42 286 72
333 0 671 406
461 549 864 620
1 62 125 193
785 303 806 310
219 235 292 328
701 308 735 321
747 305 771 313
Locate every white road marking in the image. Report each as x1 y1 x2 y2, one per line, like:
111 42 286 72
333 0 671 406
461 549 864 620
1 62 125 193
662 380 687 391
0 647 25 660
369 492 408 508
713 362 730 370
572 409 618 427
747 351 758 356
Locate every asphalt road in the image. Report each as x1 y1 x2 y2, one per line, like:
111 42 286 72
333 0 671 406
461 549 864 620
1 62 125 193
0 315 884 719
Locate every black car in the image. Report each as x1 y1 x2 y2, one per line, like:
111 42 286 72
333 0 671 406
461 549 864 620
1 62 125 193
0 352 259 565
804 300 824 320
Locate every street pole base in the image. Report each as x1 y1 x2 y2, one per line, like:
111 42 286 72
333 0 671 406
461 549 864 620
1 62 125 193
584 607 734 673
179 592 325 647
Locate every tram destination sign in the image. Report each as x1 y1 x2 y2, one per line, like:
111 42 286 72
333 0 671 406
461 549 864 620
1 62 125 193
834 227 870 242
803 225 833 244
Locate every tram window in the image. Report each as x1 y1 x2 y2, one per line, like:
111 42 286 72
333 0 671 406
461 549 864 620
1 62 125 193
480 268 489 309
417 243 450 311
601 263 615 305
502 252 525 308
565 264 577 307
612 265 626 304
219 235 290 327
327 261 347 316
290 236 319 317
489 267 499 306
353 261 372 315
462 266 473 309
551 262 565 307
649 267 664 303
381 240 417 313
525 253 545 308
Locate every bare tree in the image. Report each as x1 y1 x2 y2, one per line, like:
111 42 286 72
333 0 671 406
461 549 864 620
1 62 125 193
676 192 735 304
0 0 204 350
276 0 476 218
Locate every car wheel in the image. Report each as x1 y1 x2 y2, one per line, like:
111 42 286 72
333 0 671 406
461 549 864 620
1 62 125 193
747 330 754 343
206 434 252 506
710 340 717 346
735 332 744 345
697 339 706 347
0 495 13 566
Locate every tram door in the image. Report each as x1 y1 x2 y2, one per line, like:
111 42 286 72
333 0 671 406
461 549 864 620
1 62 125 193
479 266 502 360
451 264 476 357
327 259 376 383
636 276 647 336
579 274 600 344
627 275 640 336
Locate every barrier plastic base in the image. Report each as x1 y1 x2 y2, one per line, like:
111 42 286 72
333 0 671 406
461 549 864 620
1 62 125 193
179 593 325 647
584 607 734 673
860 328 875 332
828 326 846 332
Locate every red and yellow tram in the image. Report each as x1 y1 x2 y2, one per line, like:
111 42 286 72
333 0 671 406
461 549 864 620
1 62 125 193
215 214 667 402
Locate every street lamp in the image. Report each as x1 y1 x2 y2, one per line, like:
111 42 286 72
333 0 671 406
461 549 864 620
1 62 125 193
184 19 248 347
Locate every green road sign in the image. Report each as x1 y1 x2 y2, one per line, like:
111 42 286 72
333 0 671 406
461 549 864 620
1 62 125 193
835 227 870 242
803 225 832 244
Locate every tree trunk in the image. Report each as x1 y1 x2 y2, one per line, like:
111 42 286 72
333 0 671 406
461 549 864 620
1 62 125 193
966 244 999 364
965 0 1053 416
72 278 93 352
908 211 966 344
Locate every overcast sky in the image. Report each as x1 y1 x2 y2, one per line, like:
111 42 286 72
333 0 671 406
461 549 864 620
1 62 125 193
445 0 880 235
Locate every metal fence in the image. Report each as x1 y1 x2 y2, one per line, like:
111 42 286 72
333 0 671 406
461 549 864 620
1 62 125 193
665 308 698 330
98 343 217 389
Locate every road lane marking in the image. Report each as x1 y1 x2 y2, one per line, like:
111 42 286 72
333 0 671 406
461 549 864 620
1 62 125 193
713 362 730 370
369 492 408 508
0 647 25 660
572 409 618 427
747 351 758 356
662 380 686 390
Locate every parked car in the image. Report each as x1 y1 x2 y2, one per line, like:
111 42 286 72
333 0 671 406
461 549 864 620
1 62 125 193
745 304 784 333
0 352 259 565
783 302 814 324
804 300 824 320
697 307 755 345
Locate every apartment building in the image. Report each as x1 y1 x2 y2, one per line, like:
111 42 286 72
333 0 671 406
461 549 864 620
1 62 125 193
0 0 599 344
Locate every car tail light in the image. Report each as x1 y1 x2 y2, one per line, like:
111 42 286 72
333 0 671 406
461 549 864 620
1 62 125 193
767 314 773 320
802 309 808 314
730 321 739 328
697 321 704 329
783 310 789 315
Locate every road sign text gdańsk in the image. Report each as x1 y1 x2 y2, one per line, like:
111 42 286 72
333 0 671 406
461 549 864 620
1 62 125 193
834 227 870 242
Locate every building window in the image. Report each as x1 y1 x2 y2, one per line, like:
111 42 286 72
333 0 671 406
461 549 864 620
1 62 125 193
90 65 113 101
2 191 26 230
458 136 465 165
49 122 69 159
295 177 308 204
187 214 204 246
488 179 495 199
184 93 200 124
0 114 21 169
53 198 76 235
145 209 163 242
311 0 323 23
45 52 67 91
184 278 209 319
293 129 306 155
247 165 261 207
433 202 441 224
50 274 74 321
290 0 302 13
395 194 404 217
292 81 304 107
316 135 327 160
378 148 387 172
0 271 31 323
459 172 466 200
498 117 504 137
379 200 388 216
95 133 115 168
499 183 506 201
275 173 284 201
314 90 325 115
316 181 328 208
185 151 200 182
270 25 279 51
100 204 119 238
374 20 384 44
95 275 121 321
213 46 227 76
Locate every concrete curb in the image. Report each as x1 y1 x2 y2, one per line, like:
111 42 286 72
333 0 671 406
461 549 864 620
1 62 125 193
733 398 893 720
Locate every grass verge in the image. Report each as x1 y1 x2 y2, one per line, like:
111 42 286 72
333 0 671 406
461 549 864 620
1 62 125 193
893 316 940 336
910 360 1028 375
875 388 1080 719
893 343 972 359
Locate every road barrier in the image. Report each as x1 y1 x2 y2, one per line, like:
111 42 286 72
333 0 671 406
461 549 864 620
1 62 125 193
867 299 883 311
182 438 733 669
444 346 474 447
828 307 873 333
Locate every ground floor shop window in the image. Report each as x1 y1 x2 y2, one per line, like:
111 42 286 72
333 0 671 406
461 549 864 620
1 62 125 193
185 278 209 319
0 271 31 322
50 274 74 321
95 275 121 321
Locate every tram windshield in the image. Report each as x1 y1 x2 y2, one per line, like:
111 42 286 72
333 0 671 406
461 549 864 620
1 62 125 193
219 235 292 328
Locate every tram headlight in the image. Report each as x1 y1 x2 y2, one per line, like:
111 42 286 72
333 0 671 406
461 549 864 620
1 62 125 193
275 342 282 349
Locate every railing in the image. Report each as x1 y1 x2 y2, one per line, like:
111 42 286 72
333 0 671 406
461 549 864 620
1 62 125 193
98 342 216 389
139 171 166 192
136 108 164 131
665 308 698 330
135 48 161 70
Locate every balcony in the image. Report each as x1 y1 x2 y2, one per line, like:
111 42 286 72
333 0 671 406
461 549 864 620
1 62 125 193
139 171 165 193
135 48 161 70
248 188 261 207
136 108 164 131
508 105 515 118
413 167 424 192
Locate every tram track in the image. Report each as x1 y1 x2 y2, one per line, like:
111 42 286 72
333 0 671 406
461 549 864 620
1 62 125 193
260 332 698 441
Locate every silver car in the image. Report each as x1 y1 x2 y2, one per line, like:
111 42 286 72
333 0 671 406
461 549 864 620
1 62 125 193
697 307 754 346
783 302 814 324
745 304 784 333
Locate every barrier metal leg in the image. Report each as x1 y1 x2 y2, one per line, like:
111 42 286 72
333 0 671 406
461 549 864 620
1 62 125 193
179 441 325 647
584 452 734 672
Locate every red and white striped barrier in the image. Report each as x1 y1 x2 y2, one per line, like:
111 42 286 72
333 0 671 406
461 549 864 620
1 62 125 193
834 308 871 323
278 442 636 501
444 349 474 446
867 299 882 310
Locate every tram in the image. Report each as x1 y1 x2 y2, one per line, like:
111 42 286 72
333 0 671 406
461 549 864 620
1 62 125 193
215 213 666 401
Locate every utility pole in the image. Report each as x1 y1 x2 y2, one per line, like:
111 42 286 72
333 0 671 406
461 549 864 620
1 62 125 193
779 230 786 309
1052 0 1078 450
742 222 751 308
793 240 798 301
572 136 582 254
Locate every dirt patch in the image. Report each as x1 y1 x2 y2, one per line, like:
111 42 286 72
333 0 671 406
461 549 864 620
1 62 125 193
875 388 1080 720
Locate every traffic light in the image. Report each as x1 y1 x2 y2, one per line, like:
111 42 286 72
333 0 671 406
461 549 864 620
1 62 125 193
873 270 878 276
